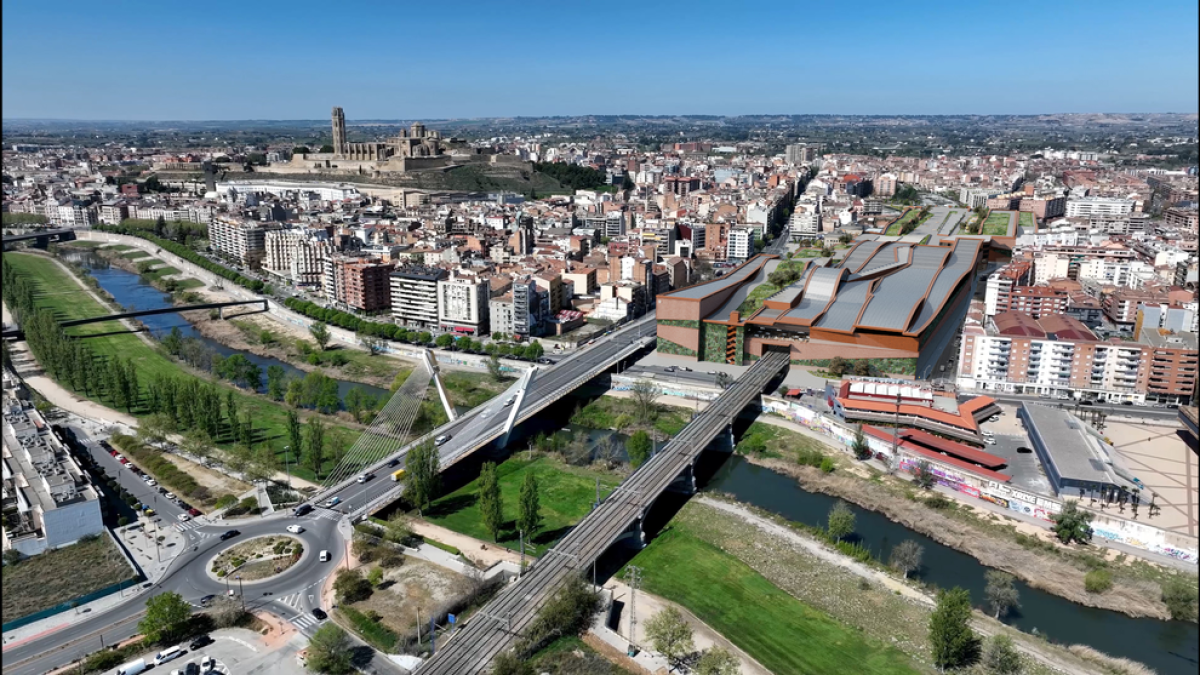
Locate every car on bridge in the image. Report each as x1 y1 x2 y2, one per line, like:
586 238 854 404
435 434 452 446
325 497 341 507
356 473 372 483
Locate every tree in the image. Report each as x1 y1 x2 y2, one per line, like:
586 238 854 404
627 430 653 468
286 408 303 464
644 606 694 669
384 513 412 545
1050 500 1093 545
695 647 740 675
3 548 23 566
138 591 192 643
828 356 849 377
478 461 504 541
305 417 326 480
416 331 432 345
525 340 544 360
435 333 454 349
404 441 441 515
333 568 373 603
852 360 872 377
984 570 1020 618
307 623 354 674
827 499 855 542
851 424 872 460
136 413 174 448
889 539 923 579
292 146 311 155
914 460 938 490
630 379 660 422
487 353 504 382
319 144 335 154
929 587 979 672
360 335 384 355
982 634 1023 675
517 471 542 540
367 567 384 587
309 321 331 351
266 365 286 400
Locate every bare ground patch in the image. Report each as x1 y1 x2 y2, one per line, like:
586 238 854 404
159 451 251 498
347 558 472 635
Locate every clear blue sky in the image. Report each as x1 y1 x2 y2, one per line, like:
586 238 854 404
4 0 1197 120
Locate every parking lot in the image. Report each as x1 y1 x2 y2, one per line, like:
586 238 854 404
978 408 1052 495
101 628 307 675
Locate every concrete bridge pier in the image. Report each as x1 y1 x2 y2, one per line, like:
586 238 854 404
615 513 648 549
666 462 697 495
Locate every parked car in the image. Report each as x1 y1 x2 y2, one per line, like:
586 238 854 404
189 635 213 649
177 513 191 522
188 507 200 516
145 479 157 487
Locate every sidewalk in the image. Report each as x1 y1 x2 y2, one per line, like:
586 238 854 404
1 573 150 652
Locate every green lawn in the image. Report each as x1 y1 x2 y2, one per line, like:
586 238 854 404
4 252 352 482
981 212 1013 236
1018 212 1035 230
569 396 689 437
623 524 920 675
2 534 138 622
736 259 808 316
735 421 827 459
883 209 925 236
424 454 617 553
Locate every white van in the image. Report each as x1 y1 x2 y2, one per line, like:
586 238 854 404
115 658 146 675
155 645 184 665
319 550 330 562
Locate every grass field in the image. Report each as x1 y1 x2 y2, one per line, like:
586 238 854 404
569 395 689 437
5 252 352 482
981 212 1013 236
425 454 617 553
623 521 920 675
883 209 925 236
1018 212 1035 230
735 421 828 459
2 534 137 622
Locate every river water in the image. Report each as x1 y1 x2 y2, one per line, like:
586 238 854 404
63 251 389 404
708 455 1198 674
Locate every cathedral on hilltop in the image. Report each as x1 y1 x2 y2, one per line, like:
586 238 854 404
329 106 444 161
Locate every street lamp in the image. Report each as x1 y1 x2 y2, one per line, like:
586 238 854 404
236 575 244 611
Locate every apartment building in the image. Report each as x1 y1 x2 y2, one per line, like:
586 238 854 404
264 228 331 286
44 199 97 228
490 277 546 338
1103 288 1167 325
1164 207 1198 231
789 203 821 237
390 265 447 328
1065 197 1135 218
1033 254 1071 284
209 218 277 269
983 262 1033 315
989 285 1068 319
98 200 129 226
328 258 392 313
727 227 754 261
438 272 489 336
957 312 1197 403
2 382 104 557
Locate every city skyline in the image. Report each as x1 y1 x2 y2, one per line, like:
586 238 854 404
3 0 1198 120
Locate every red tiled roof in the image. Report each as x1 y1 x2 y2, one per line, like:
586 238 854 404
836 397 979 432
899 428 1006 470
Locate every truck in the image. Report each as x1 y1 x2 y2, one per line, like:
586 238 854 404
391 468 406 482
116 658 146 675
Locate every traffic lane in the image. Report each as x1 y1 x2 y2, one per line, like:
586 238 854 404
70 424 187 521
2 586 149 675
990 395 1180 417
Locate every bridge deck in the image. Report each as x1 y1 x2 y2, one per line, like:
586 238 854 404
419 350 790 674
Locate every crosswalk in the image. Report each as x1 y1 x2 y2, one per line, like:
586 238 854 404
311 509 342 521
290 612 325 631
175 519 205 532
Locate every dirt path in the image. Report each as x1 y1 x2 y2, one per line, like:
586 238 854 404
409 520 523 569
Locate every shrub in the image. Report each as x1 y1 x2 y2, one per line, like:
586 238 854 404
214 494 238 510
1162 578 1198 621
1084 569 1113 594
819 457 835 473
925 494 952 510
118 516 129 526
339 606 397 652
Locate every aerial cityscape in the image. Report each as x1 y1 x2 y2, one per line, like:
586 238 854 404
2 2 1198 675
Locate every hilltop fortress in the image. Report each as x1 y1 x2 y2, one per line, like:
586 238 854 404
270 106 525 177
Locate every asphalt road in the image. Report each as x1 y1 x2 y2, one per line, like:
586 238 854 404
987 393 1184 419
65 423 190 524
315 312 661 513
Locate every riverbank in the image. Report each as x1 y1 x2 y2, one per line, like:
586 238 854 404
3 251 363 484
607 388 1195 621
747 453 1171 619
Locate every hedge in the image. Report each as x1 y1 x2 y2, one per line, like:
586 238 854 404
108 434 218 508
283 297 399 339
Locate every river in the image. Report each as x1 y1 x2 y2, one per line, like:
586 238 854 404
62 251 390 405
708 455 1198 675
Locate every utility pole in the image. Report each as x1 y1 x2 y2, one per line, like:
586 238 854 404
625 565 642 657
236 575 244 611
283 445 292 488
519 530 526 575
891 391 902 473
415 606 422 645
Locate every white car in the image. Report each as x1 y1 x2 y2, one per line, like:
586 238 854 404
145 479 157 487
356 473 371 483
504 396 516 407
481 409 491 419
286 525 305 534
177 513 191 522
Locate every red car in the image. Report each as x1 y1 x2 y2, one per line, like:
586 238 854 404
188 508 201 516
109 449 118 456
119 458 129 465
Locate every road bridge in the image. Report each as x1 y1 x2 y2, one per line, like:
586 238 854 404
1 299 267 339
419 350 791 674
305 314 659 515
2 228 77 248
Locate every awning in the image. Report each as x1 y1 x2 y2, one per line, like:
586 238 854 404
786 389 803 397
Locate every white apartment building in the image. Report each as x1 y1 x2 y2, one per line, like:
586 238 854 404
1076 259 1150 288
727 227 754 260
264 228 331 286
1033 254 1071 284
789 202 821 237
44 200 97 228
438 273 490 336
209 218 277 269
2 384 105 557
1065 197 1135 218
390 265 447 329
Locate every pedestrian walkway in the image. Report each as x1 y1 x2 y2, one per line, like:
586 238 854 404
311 508 342 521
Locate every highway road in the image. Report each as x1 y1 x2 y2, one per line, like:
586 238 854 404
310 311 661 516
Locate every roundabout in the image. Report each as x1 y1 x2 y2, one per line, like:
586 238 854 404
205 534 306 584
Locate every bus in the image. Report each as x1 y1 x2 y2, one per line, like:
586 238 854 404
391 469 406 482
